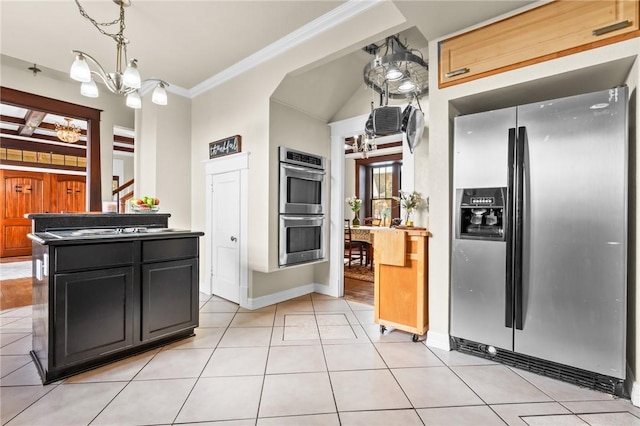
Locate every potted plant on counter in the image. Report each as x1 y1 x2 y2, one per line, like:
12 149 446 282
345 197 362 227
393 190 422 227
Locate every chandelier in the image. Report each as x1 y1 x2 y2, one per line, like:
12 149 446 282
350 134 377 159
69 0 169 109
363 35 428 99
55 118 81 143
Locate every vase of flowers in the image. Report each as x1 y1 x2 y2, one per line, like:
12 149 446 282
393 190 422 227
346 197 362 228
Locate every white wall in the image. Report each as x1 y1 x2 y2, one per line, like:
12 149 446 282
112 154 134 189
0 55 134 201
344 157 356 219
135 94 192 229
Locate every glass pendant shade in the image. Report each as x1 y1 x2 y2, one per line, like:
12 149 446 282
80 79 99 98
125 91 142 109
70 54 92 82
385 64 403 81
122 60 141 89
69 2 169 107
151 83 168 105
398 78 416 93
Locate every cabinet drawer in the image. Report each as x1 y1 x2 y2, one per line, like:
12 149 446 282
54 242 135 272
142 238 198 263
439 0 640 87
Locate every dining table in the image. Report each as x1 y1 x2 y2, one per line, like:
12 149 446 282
349 225 381 266
350 225 379 244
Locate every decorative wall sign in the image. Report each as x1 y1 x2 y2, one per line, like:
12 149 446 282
209 135 241 159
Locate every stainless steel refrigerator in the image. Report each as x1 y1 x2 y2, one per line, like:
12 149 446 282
450 86 628 395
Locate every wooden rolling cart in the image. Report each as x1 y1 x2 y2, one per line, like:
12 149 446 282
372 228 429 341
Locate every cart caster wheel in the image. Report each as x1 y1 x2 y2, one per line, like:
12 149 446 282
380 325 386 334
412 334 419 342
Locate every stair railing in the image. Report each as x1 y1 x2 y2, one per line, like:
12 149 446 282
112 179 134 213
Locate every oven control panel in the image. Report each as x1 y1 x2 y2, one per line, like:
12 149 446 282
279 146 325 170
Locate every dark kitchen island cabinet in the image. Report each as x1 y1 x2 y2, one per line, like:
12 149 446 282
27 213 203 384
140 239 200 342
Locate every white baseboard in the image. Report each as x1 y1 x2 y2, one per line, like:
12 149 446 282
312 283 336 297
426 330 451 351
627 363 639 406
246 283 316 310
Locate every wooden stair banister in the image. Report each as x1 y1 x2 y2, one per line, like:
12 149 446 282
112 179 134 213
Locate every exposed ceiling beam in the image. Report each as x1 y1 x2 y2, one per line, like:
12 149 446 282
1 136 86 157
114 135 134 145
0 114 24 126
0 128 87 146
114 146 134 153
17 109 46 136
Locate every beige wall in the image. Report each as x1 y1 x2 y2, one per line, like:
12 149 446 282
268 100 330 270
0 56 134 202
190 1 409 300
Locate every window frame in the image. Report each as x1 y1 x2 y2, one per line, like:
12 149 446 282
355 153 402 222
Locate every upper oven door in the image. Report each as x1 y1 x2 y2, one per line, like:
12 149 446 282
279 163 325 215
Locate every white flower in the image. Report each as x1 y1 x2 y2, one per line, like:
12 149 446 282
345 197 362 212
393 190 422 211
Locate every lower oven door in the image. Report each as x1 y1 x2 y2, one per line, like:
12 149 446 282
279 215 324 267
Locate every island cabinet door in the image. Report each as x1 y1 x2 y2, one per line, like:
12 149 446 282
53 266 135 368
140 258 199 342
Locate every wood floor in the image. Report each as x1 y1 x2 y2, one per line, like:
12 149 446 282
0 256 32 310
343 276 374 306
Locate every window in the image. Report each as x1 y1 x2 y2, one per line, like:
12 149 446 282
355 154 401 225
371 165 394 221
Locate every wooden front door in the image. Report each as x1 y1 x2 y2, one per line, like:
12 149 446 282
52 175 86 213
0 170 49 257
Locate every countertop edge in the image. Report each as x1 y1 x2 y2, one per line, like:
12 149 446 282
28 231 204 245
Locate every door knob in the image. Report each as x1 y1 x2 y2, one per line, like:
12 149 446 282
230 236 237 242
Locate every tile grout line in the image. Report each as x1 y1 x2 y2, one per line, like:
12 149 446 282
170 293 243 425
312 296 341 423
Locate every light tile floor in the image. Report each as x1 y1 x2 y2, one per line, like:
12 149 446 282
1 293 639 425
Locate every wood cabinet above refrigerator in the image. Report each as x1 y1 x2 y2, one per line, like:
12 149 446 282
439 0 640 88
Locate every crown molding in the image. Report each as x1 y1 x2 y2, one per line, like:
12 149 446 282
189 0 384 98
140 79 190 98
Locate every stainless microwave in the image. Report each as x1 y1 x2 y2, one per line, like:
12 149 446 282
279 147 326 215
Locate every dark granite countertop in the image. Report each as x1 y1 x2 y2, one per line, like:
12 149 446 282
28 228 204 245
25 212 203 245
26 212 171 232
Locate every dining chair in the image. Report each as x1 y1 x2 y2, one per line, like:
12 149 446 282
344 219 365 267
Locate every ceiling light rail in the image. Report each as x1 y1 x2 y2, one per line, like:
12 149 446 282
363 35 428 99
69 0 169 109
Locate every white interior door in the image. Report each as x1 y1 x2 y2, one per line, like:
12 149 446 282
211 170 241 303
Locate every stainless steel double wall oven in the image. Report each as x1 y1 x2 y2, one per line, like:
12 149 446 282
278 147 326 267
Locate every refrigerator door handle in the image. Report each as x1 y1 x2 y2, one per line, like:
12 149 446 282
505 127 516 328
514 126 527 330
